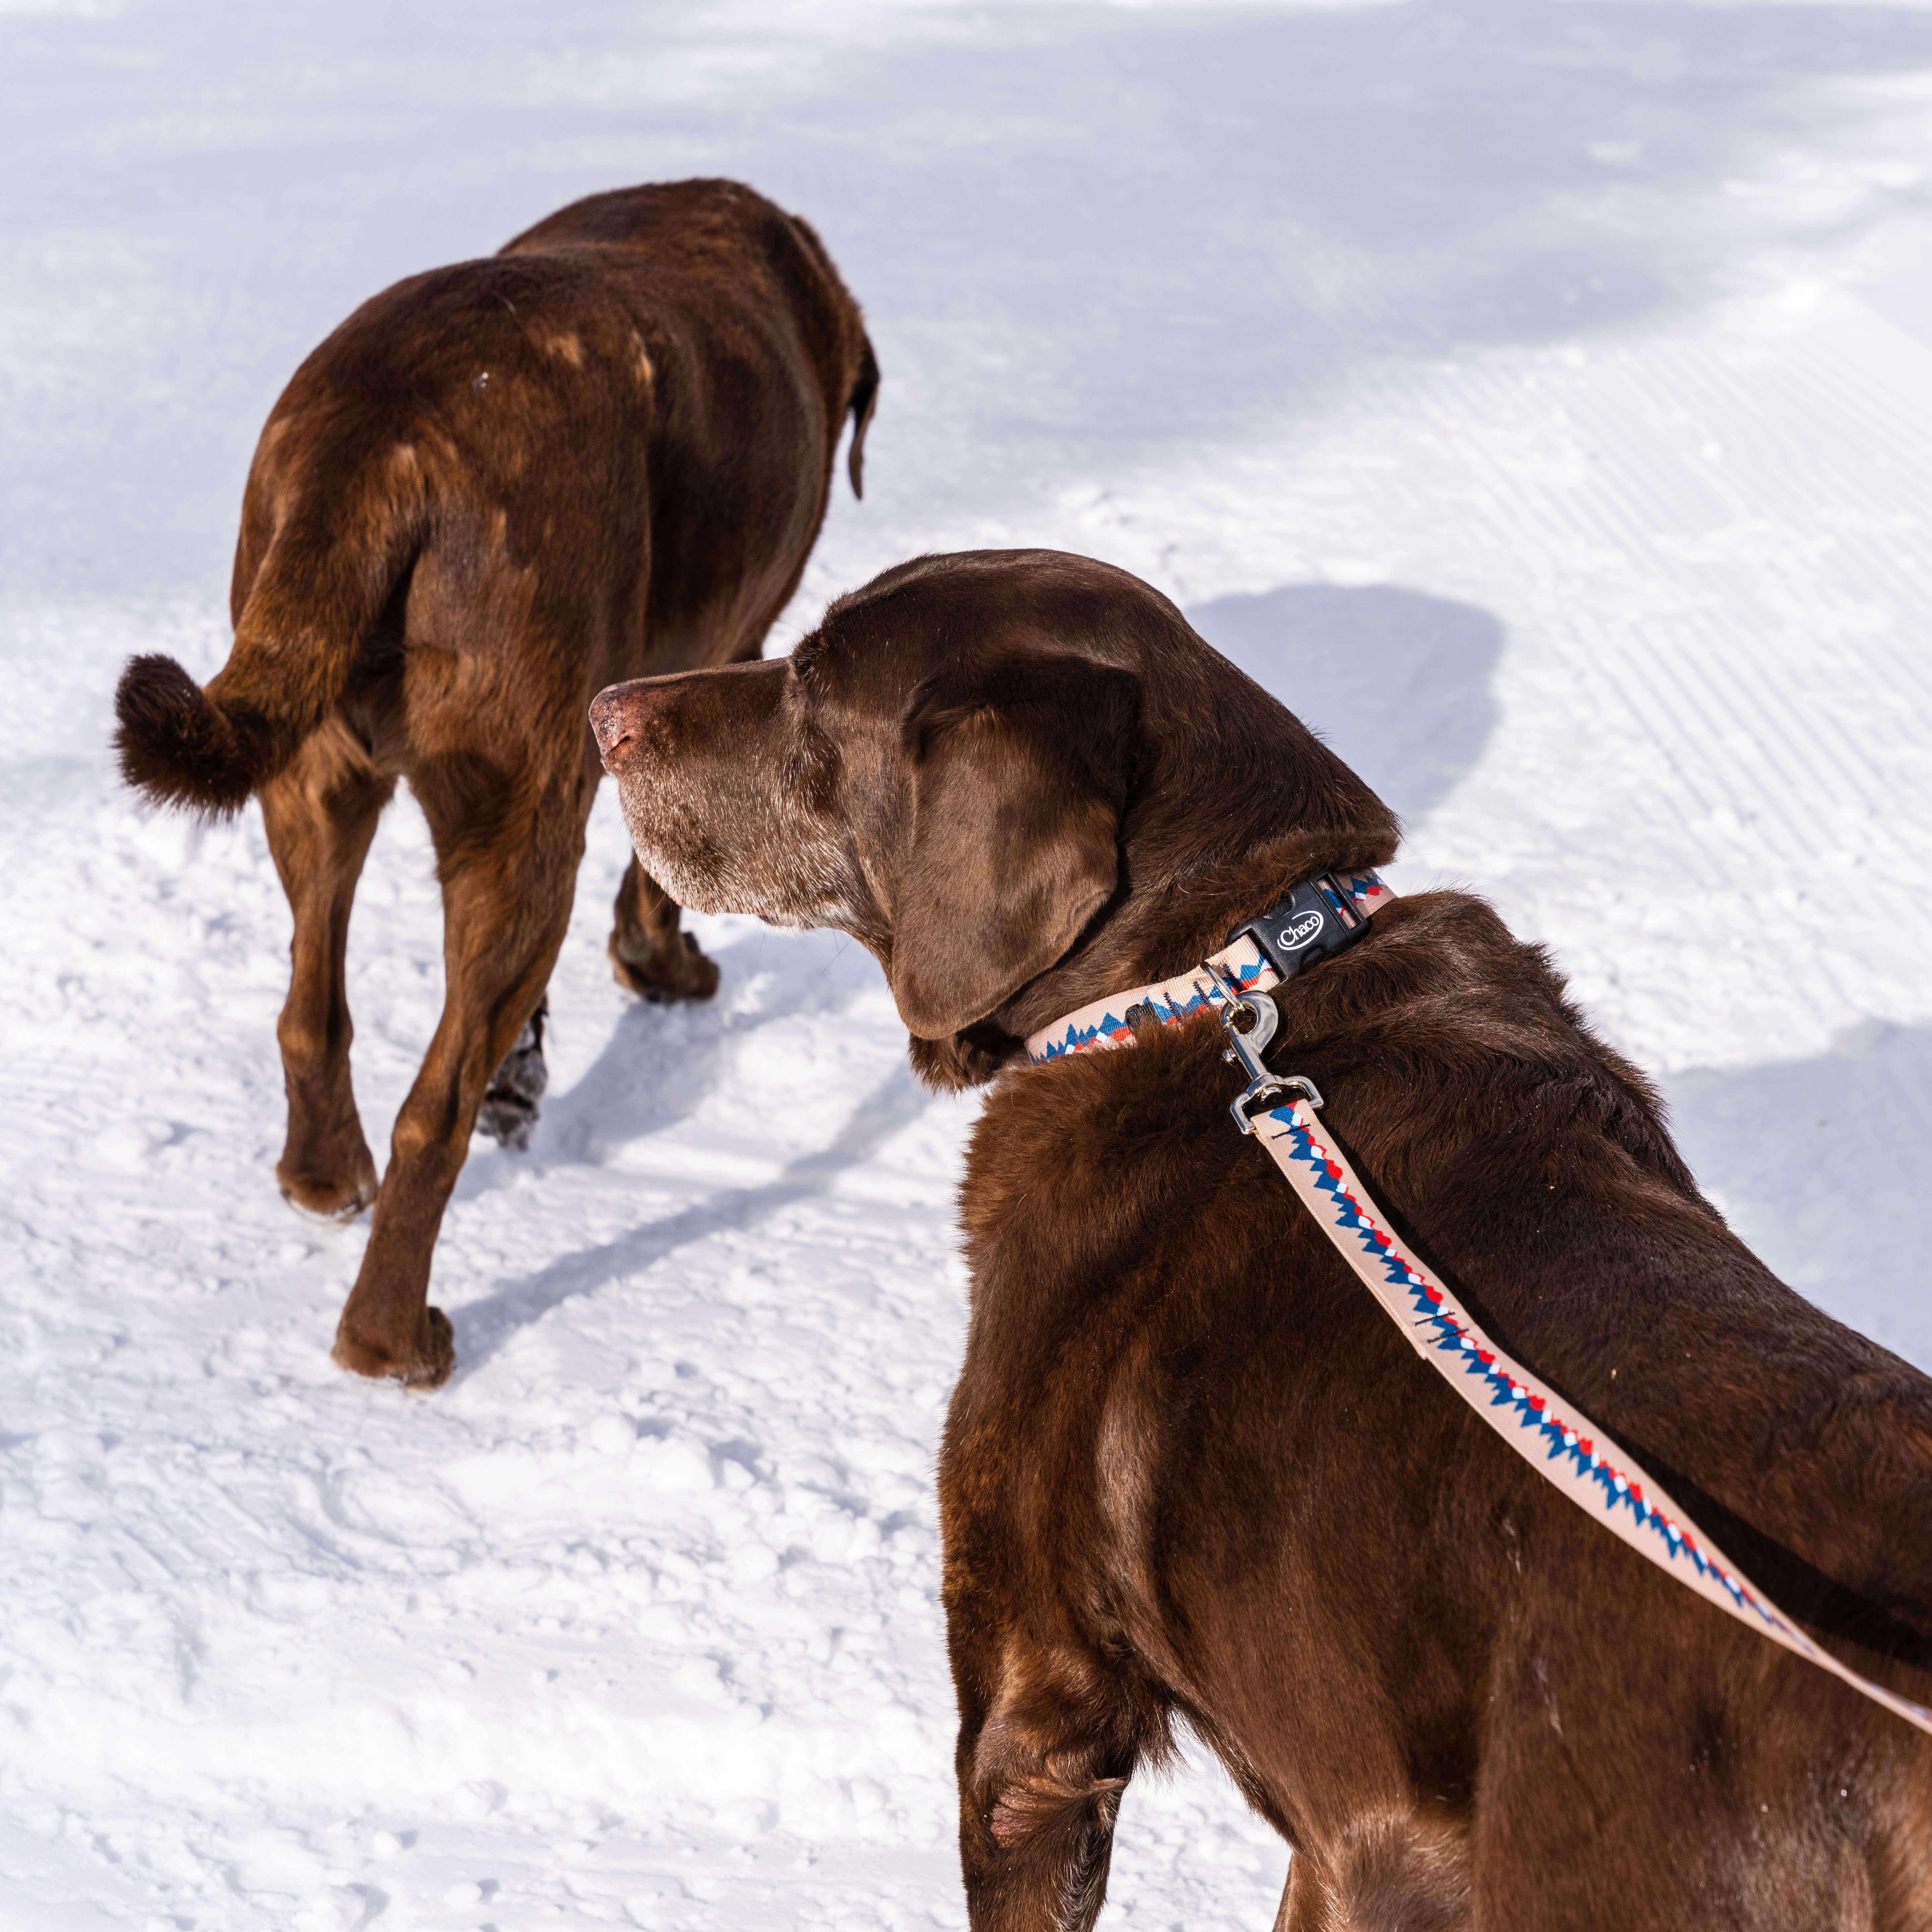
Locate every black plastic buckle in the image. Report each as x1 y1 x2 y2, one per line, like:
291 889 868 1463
1226 870 1371 985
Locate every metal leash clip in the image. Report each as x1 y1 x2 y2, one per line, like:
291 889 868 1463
1204 960 1325 1135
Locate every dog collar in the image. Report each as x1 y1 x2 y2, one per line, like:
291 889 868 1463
1026 868 1394 1065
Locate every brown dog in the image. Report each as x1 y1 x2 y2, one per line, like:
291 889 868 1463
591 549 1932 1928
113 178 878 1389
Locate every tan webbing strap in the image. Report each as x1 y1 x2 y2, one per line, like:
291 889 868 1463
1251 1092 1932 1739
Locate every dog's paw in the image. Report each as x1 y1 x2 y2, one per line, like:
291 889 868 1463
609 929 721 1004
479 1012 548 1150
277 1156 379 1223
331 1305 455 1390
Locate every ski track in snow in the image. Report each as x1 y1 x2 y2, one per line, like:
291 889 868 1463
4 2 1932 1926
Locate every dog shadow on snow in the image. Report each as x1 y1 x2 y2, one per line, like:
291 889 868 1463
452 583 1507 1373
453 1049 934 1377
1667 1020 1932 1379
444 921 908 1376
450 917 891 1206
1186 583 1506 826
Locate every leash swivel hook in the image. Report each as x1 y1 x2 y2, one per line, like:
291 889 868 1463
1204 960 1324 1135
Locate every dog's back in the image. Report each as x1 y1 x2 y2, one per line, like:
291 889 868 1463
119 177 874 813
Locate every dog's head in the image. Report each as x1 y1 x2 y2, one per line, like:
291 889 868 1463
590 550 1396 1086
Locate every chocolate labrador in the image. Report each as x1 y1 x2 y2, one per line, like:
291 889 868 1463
113 178 878 1389
590 549 1932 1929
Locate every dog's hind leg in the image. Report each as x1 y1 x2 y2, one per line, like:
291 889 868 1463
478 995 548 1150
608 854 719 1004
330 767 587 1388
260 723 393 1221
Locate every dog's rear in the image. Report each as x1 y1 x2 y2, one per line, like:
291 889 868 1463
117 178 877 819
115 412 426 813
590 548 1932 1928
113 180 879 1387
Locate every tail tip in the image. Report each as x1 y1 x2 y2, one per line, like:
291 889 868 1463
113 654 264 814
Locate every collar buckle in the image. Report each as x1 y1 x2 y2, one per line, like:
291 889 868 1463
1226 869 1372 986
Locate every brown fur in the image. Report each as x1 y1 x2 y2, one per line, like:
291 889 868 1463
592 548 1932 1929
112 178 878 1388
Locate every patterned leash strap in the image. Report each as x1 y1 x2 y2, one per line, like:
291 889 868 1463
1252 1091 1932 1740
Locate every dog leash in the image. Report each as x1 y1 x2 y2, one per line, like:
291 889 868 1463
1028 872 1932 1740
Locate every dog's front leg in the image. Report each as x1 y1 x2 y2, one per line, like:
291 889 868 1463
945 1596 1145 1932
608 853 720 1003
956 1721 1130 1932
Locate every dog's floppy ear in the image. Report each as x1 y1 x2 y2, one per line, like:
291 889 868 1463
890 654 1137 1040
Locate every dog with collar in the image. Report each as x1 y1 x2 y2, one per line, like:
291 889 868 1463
591 548 1932 1929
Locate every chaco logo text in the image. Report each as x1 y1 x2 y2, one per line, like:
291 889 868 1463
1277 911 1325 951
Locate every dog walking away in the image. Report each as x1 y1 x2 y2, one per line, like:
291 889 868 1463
590 549 1932 1930
113 179 878 1390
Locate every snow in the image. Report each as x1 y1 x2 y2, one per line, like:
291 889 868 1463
5 0 1932 1925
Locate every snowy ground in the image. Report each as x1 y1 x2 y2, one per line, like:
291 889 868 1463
5 1 1932 1926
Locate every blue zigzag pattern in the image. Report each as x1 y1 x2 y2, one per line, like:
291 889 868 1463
1032 952 1271 1062
1262 1104 1784 1633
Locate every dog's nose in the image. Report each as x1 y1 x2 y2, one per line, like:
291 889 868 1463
589 682 664 774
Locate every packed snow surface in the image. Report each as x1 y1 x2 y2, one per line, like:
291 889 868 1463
5 1 1932 1925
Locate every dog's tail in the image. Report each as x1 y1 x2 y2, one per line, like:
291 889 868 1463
114 474 423 815
846 333 880 500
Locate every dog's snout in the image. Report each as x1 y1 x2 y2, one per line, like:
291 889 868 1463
590 683 663 774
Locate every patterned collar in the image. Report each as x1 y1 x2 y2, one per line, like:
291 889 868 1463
1026 868 1395 1065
